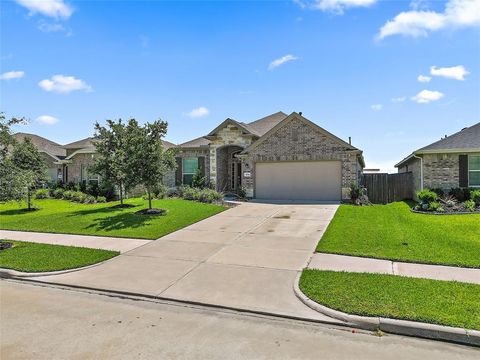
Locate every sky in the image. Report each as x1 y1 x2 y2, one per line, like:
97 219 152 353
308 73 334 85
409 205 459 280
1 0 479 172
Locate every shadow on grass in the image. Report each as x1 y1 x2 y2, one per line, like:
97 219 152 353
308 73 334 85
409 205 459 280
0 208 39 216
67 205 158 232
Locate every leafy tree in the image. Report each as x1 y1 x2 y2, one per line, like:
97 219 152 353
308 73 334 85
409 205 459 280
126 119 177 209
0 112 26 160
90 119 131 206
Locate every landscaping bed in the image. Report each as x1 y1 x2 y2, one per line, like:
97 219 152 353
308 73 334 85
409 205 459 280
0 240 119 272
316 201 480 268
299 270 480 330
413 189 480 215
0 198 226 239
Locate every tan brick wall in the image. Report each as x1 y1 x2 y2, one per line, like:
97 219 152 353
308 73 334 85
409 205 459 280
398 157 422 194
245 117 360 200
423 153 459 191
67 153 96 183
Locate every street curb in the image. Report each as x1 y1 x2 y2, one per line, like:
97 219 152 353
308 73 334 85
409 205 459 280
293 272 480 347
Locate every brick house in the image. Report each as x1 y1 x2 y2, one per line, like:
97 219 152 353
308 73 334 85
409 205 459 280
175 112 365 201
395 122 480 194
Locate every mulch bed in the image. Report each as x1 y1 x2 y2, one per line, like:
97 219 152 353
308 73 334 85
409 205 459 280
412 208 480 215
111 204 137 209
135 208 167 216
0 241 13 251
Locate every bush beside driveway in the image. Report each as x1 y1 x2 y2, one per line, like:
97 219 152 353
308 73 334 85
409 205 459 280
0 198 226 239
317 201 480 268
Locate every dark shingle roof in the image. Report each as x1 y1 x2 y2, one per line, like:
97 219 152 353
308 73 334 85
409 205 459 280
179 111 288 148
63 137 95 149
417 122 480 152
13 133 66 157
244 111 288 136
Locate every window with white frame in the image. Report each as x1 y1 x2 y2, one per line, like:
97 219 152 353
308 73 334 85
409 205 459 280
469 155 480 187
182 157 198 186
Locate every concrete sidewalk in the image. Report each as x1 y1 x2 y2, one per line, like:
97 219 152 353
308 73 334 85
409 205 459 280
32 202 340 321
309 253 480 284
0 230 151 253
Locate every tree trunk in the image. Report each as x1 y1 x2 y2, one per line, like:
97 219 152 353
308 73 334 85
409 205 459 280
148 188 152 209
119 182 124 205
27 189 31 210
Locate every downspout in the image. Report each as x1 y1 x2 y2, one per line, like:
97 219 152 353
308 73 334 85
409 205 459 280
412 153 423 190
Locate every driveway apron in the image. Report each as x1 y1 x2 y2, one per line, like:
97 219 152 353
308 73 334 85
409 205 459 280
35 202 339 321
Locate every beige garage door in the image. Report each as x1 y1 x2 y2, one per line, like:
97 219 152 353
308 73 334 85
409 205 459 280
255 161 342 201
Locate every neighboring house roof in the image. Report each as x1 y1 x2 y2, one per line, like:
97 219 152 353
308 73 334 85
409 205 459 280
178 136 210 148
395 122 480 168
13 132 67 159
243 111 287 136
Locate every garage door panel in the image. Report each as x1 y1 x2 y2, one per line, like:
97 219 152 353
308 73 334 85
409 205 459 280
255 161 341 201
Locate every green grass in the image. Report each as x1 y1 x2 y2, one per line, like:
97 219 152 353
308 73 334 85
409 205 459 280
0 240 119 272
0 198 226 239
300 270 480 330
317 201 480 268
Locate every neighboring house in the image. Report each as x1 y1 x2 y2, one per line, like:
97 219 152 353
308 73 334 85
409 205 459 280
13 133 175 185
395 122 480 194
175 111 364 201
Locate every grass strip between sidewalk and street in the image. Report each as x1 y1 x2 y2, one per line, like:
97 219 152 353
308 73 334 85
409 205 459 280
299 269 480 330
0 240 119 272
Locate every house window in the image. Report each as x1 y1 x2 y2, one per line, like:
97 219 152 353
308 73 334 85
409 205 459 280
469 155 480 187
182 157 198 185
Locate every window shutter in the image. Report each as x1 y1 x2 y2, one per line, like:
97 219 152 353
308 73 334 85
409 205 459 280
198 156 206 177
459 155 468 188
175 157 182 186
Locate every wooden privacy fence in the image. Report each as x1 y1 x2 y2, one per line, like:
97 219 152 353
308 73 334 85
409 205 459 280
361 172 413 204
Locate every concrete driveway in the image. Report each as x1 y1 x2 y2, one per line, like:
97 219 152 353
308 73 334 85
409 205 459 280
36 202 339 321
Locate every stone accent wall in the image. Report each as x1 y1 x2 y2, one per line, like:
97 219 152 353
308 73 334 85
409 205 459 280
41 153 61 182
208 124 255 187
245 117 360 200
67 153 96 183
423 153 459 191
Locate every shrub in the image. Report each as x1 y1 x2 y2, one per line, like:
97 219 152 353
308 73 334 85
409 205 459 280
83 194 96 204
463 199 476 212
441 195 457 208
191 168 206 189
71 191 87 203
428 201 443 212
430 188 445 197
198 188 223 203
34 188 50 199
449 187 471 202
96 196 107 203
166 188 180 198
417 189 438 204
62 190 75 200
52 188 65 199
349 183 362 204
182 186 201 201
236 187 247 199
153 183 169 199
471 190 480 206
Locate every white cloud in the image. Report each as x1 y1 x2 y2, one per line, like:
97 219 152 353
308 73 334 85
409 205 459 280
36 115 59 125
411 89 445 103
417 74 431 83
430 65 469 80
391 96 406 102
186 107 210 118
0 71 25 80
295 0 376 14
15 0 73 19
370 104 383 111
268 54 300 70
377 0 480 39
39 75 93 94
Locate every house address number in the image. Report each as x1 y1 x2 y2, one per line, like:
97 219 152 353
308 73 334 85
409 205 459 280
243 172 251 178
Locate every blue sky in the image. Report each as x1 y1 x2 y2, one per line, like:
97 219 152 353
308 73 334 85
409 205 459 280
1 0 479 172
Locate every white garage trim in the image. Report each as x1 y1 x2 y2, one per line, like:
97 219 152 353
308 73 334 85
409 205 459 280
254 161 342 201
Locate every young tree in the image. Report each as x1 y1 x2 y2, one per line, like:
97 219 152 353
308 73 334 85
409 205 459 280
126 119 177 210
91 119 131 206
0 114 46 210
9 138 47 210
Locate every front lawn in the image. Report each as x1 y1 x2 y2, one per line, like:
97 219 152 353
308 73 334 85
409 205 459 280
0 240 119 272
300 270 480 330
0 198 226 239
317 202 480 268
